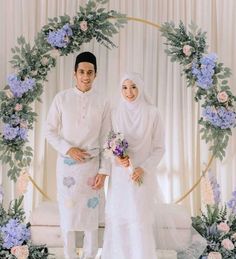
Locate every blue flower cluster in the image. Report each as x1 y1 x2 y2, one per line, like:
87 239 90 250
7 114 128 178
203 106 236 129
0 219 31 249
192 53 217 90
7 74 36 98
47 23 73 48
227 190 236 214
3 123 28 140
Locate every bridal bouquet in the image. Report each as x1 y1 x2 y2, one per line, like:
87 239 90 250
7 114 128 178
103 130 129 159
192 173 236 259
0 190 50 259
104 131 143 185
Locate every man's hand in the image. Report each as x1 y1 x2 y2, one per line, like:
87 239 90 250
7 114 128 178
115 156 130 167
92 174 107 190
66 147 91 162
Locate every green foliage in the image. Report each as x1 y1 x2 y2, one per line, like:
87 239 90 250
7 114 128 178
160 21 236 161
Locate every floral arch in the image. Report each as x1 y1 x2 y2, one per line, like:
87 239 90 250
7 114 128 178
1 0 236 257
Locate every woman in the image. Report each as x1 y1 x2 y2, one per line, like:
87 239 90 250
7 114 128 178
102 73 206 259
102 72 165 259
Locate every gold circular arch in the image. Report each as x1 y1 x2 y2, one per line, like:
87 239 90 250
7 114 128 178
30 16 213 204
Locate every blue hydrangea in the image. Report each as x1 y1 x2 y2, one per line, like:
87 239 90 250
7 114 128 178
227 190 236 214
192 53 217 90
203 106 236 129
87 197 99 209
47 23 73 48
3 124 28 141
7 74 36 98
0 219 31 249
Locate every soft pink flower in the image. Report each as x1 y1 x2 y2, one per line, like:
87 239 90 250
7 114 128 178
217 91 228 103
15 103 23 111
183 44 192 56
217 222 230 233
49 49 60 58
231 232 236 239
17 171 29 195
20 121 28 129
207 252 222 259
221 238 234 250
41 57 49 66
11 245 29 259
80 21 88 31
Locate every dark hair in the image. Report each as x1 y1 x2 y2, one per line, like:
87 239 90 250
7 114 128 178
74 51 97 73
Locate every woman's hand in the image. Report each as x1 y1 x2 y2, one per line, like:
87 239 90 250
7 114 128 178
66 147 91 162
115 156 130 167
131 167 144 184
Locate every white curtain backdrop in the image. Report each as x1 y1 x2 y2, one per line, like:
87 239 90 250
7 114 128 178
0 0 236 217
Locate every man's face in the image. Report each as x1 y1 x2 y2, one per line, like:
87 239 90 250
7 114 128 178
74 62 96 92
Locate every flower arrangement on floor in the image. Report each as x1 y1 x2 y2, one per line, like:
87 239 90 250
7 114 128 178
0 190 49 258
192 173 236 259
160 21 236 160
0 0 127 181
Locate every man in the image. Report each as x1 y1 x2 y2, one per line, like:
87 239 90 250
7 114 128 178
45 52 109 259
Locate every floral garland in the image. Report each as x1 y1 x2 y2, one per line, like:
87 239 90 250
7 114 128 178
160 21 236 160
0 0 127 181
0 191 49 258
192 173 236 259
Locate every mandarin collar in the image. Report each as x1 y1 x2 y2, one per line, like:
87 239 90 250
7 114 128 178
73 86 95 97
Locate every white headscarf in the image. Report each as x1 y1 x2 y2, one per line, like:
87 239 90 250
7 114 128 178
112 73 151 151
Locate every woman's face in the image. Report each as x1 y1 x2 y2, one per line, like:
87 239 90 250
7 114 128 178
121 79 139 102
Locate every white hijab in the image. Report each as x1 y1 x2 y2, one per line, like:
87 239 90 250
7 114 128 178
113 73 151 151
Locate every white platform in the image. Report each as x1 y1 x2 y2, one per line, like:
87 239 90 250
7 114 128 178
30 202 177 259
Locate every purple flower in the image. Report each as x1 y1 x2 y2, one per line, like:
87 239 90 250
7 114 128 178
227 190 236 214
0 219 31 249
192 53 217 90
63 176 76 188
3 124 19 140
208 173 221 204
47 23 73 48
3 124 28 141
7 74 35 98
203 106 236 129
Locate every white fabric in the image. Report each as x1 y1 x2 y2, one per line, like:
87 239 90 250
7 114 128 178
102 73 164 259
102 74 206 258
1 0 236 218
45 86 110 232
